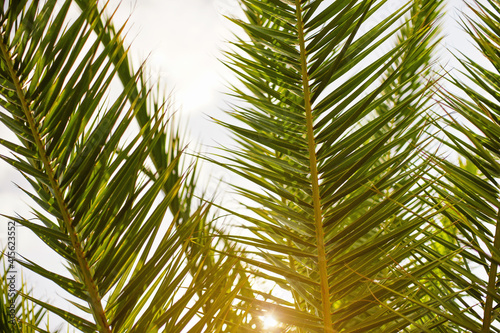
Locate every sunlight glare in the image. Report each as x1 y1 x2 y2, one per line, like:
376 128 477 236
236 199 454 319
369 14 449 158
261 315 278 329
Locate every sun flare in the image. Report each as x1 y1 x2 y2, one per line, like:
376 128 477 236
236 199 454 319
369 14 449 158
261 315 278 329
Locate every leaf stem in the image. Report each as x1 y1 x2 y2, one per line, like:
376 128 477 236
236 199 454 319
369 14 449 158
482 207 500 332
294 2 334 332
0 36 111 333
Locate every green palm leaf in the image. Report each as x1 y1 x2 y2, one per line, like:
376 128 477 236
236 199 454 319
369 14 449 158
0 250 51 333
0 1 246 332
213 0 470 331
437 0 500 331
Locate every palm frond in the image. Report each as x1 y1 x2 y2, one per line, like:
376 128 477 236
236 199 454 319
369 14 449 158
213 0 469 331
65 5 262 329
438 0 500 331
0 1 246 332
1 250 51 333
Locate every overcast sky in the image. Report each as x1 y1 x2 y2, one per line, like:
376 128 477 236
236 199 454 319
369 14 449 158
0 0 481 331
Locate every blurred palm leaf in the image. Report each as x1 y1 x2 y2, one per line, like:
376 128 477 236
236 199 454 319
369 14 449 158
0 250 50 333
436 0 500 331
70 2 261 330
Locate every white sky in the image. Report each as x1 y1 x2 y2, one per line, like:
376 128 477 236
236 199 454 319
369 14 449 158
107 0 242 143
0 0 485 331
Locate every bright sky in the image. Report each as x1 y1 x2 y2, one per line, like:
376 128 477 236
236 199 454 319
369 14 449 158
0 0 483 331
107 0 242 143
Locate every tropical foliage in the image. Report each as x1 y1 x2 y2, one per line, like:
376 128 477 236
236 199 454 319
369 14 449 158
0 0 499 332
1 250 47 333
0 0 246 332
433 1 500 331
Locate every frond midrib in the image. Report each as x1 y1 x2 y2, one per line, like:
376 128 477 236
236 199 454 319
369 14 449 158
482 208 500 332
294 1 333 332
